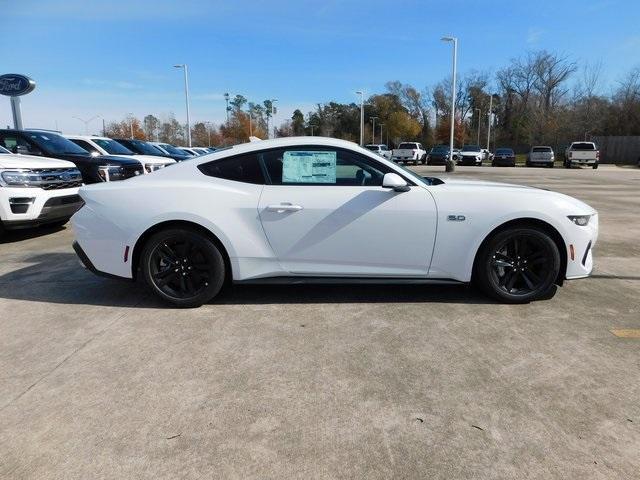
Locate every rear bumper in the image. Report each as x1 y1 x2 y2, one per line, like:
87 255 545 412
568 159 597 165
73 240 130 280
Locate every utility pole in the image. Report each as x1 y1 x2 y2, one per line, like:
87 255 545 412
356 90 364 146
475 108 481 145
224 93 230 123
173 64 192 146
271 99 278 138
486 94 493 151
441 36 457 172
370 116 378 145
379 123 384 144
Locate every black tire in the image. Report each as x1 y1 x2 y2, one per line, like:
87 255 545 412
474 227 560 303
141 228 225 307
549 163 554 168
421 155 426 165
564 161 571 169
593 163 598 169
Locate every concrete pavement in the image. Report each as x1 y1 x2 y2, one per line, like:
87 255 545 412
0 165 638 479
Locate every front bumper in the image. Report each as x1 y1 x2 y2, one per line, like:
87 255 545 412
457 156 482 165
1 187 83 229
565 213 599 279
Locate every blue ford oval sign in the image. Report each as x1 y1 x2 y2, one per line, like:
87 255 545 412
0 74 36 97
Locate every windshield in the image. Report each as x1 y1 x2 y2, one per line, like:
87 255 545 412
392 161 432 187
159 143 188 156
462 145 481 152
431 145 449 153
93 138 134 155
532 147 552 152
495 148 514 154
27 132 88 155
398 143 417 149
365 145 380 151
0 145 10 154
571 143 596 150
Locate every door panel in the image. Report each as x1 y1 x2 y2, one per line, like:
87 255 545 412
258 185 437 276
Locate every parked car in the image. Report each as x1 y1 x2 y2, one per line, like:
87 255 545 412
72 136 598 307
178 147 199 156
0 129 143 183
365 144 392 160
564 142 599 169
526 146 555 168
492 148 516 167
0 145 84 236
66 135 175 173
391 142 427 164
457 145 483 166
149 142 193 162
426 145 450 165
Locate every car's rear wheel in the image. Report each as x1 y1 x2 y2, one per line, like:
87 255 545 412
475 227 560 303
141 228 225 307
593 163 598 169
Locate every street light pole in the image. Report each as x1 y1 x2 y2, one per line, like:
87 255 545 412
379 123 384 144
486 94 493 151
224 93 230 123
441 36 457 172
173 64 192 146
356 91 364 146
72 115 101 135
370 116 378 145
128 113 134 139
475 108 481 145
204 121 213 147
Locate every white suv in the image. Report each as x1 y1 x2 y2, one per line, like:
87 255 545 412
0 145 83 236
365 144 392 160
65 135 175 173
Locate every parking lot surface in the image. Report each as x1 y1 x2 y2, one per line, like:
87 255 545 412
1 165 638 479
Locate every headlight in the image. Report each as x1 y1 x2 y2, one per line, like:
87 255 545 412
145 164 165 173
97 165 125 182
568 215 592 226
0 170 37 187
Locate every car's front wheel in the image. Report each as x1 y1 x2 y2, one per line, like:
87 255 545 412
475 227 560 303
141 228 225 307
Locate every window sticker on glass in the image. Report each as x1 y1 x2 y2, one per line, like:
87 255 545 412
282 150 337 184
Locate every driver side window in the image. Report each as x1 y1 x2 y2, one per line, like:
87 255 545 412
261 147 391 186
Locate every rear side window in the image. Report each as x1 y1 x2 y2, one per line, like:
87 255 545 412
198 153 264 184
571 143 595 150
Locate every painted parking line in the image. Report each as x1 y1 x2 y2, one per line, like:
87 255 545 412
610 329 640 338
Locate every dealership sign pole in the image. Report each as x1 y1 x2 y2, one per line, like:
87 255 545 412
0 74 36 130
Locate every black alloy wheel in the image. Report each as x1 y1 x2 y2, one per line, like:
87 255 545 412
476 227 560 303
141 228 225 307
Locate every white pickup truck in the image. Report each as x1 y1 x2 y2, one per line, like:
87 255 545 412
391 142 427 165
564 142 599 169
0 145 84 236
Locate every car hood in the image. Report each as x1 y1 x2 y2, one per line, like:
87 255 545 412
439 178 596 213
0 153 76 169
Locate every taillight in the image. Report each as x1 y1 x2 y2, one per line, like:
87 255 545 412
596 151 600 160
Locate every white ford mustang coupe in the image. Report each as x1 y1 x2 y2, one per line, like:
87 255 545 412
71 137 598 307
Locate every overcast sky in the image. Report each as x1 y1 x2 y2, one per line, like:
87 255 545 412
2 0 639 134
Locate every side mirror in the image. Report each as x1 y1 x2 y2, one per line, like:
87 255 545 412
90 151 100 157
382 172 410 192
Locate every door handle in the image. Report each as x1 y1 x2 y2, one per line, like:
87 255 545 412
266 203 303 213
